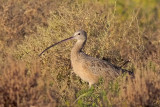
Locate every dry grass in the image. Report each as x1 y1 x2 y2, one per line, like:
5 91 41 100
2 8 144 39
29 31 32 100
0 0 160 106
0 58 44 107
0 58 61 107
119 69 160 106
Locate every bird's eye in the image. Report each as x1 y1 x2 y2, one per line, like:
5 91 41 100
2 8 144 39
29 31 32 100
78 33 80 35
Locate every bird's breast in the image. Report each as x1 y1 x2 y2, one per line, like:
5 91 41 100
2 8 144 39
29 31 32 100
71 53 99 84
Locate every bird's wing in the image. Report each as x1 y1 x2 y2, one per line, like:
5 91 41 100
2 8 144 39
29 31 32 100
81 54 119 78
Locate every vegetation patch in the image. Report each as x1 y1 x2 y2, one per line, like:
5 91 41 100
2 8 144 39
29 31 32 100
0 0 160 106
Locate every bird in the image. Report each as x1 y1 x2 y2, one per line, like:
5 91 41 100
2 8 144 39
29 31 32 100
39 30 134 87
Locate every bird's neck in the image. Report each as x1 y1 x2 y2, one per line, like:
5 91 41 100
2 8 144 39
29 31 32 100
71 40 86 58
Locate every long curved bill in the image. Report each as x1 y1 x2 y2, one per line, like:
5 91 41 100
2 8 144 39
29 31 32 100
39 36 74 56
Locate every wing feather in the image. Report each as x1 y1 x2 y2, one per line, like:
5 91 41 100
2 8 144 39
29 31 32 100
80 53 119 78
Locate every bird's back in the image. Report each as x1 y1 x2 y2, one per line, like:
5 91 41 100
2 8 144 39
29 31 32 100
80 53 120 78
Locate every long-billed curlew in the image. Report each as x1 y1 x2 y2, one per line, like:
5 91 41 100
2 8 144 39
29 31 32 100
39 30 133 87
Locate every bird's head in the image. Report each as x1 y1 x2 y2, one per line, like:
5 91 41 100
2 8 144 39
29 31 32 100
73 30 87 41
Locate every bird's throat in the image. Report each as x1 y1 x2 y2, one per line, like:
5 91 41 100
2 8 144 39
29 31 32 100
71 40 86 59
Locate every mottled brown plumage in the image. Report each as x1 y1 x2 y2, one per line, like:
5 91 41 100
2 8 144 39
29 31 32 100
39 30 132 87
